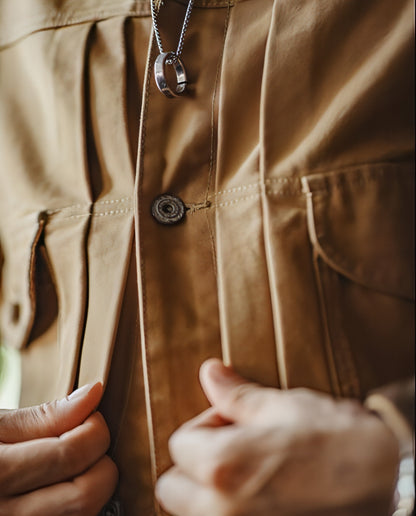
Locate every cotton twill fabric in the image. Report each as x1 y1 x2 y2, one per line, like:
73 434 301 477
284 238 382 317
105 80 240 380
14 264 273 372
0 0 414 514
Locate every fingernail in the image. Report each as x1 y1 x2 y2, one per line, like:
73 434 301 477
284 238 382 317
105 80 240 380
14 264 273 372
67 383 94 401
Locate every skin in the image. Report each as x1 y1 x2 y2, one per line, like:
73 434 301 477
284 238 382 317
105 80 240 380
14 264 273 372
156 359 400 516
0 362 400 515
0 382 117 516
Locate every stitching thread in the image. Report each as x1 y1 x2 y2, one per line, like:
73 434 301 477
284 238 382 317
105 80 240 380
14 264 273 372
303 162 410 194
204 0 231 204
213 192 260 208
94 208 133 216
214 177 301 196
96 196 131 205
47 208 133 221
45 197 132 216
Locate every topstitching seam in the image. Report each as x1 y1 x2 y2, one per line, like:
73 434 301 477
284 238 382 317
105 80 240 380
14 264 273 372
203 0 231 279
45 197 132 215
134 31 162 513
214 177 302 196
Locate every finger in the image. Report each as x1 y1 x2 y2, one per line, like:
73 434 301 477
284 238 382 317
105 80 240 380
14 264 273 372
178 407 232 430
201 361 350 430
2 455 118 516
169 421 280 492
0 382 103 443
169 422 242 488
0 412 110 496
168 408 235 487
200 359 278 424
168 407 235 471
156 466 232 516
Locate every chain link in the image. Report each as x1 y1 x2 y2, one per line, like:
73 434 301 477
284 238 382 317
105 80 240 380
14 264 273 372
150 0 195 61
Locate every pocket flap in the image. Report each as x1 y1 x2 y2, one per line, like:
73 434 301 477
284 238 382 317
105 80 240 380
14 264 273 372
0 212 48 349
302 163 414 300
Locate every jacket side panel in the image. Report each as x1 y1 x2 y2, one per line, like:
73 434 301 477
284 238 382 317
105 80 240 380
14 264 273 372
260 0 414 395
0 23 95 403
214 0 281 388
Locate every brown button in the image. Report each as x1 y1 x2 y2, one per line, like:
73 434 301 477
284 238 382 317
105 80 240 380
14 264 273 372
151 194 186 225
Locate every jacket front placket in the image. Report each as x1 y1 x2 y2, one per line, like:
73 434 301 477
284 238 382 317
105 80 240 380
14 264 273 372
132 2 232 508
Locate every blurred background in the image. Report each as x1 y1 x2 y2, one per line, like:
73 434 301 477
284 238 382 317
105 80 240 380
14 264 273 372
0 345 21 408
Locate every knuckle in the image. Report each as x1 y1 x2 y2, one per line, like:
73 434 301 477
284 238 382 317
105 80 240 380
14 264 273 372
227 385 276 419
57 437 85 475
89 412 111 452
227 384 254 407
93 410 109 430
57 417 112 479
208 460 234 491
167 427 184 458
31 400 59 435
104 456 119 484
96 455 119 495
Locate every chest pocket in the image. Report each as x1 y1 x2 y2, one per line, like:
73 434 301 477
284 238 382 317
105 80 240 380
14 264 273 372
302 162 414 397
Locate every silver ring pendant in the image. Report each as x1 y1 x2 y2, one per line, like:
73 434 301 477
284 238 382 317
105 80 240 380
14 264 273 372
154 52 187 98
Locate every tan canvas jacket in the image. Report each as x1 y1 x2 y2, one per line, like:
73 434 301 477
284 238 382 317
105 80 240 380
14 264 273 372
0 0 414 514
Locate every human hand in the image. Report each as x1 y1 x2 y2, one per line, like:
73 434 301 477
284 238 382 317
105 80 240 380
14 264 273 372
156 359 399 516
0 382 118 516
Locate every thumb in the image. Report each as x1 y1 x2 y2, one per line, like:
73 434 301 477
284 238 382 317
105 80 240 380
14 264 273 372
199 359 269 423
0 382 103 443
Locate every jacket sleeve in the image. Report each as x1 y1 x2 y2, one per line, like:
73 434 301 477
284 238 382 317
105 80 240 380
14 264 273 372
365 377 414 457
365 377 415 515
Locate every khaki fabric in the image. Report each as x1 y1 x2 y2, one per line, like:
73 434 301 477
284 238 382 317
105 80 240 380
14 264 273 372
0 0 414 514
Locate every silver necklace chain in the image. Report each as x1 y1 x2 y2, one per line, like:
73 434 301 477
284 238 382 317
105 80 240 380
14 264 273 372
150 0 195 62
